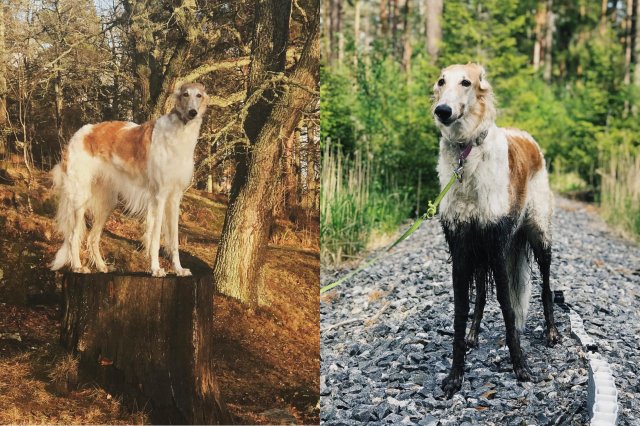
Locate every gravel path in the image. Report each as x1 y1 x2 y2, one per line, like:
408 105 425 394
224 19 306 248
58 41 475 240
320 197 640 425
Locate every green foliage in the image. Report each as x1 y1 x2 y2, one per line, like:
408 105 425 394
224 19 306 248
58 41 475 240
322 0 640 261
320 143 412 265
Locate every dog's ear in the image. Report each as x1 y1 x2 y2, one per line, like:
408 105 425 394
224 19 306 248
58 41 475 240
478 66 491 91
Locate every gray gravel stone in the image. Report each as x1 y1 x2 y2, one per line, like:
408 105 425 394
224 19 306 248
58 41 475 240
321 198 640 424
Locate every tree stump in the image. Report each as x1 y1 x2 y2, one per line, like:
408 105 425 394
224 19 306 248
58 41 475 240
60 272 232 425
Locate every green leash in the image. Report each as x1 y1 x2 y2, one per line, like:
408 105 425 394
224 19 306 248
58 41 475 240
320 137 479 295
320 168 461 294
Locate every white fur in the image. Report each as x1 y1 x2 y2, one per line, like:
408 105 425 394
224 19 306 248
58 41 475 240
51 85 207 277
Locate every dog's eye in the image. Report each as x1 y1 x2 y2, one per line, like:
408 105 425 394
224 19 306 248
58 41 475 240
196 93 202 98
461 79 471 87
182 92 189 97
437 78 445 87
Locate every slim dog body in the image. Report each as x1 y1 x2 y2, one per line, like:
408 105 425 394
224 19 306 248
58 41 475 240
432 64 559 398
51 83 209 277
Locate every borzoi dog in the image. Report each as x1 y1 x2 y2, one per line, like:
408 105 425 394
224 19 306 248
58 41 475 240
51 82 208 277
432 64 559 398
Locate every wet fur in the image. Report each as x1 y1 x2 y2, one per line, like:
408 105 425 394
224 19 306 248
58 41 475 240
432 64 560 398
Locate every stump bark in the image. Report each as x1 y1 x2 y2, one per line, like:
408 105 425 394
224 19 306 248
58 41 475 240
60 272 232 425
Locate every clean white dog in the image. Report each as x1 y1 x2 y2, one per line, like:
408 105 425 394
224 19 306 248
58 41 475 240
51 82 208 277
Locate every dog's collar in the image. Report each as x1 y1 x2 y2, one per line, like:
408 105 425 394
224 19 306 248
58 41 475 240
445 128 489 148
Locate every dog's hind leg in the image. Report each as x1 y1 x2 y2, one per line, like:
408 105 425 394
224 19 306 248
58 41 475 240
491 252 531 382
87 186 117 273
528 227 560 346
466 266 487 349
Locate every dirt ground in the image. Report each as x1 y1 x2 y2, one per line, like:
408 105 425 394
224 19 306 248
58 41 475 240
0 161 320 425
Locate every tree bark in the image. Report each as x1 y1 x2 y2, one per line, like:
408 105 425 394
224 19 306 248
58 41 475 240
60 272 232 425
425 0 443 64
634 0 640 115
600 0 608 35
624 0 634 116
123 0 198 123
282 129 298 218
401 0 412 75
533 1 545 71
543 0 554 82
354 0 361 68
0 2 7 155
212 1 319 304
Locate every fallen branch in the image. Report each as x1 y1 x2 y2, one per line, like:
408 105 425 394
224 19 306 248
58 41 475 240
365 301 392 327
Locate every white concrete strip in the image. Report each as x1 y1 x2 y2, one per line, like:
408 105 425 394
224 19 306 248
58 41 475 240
565 304 618 425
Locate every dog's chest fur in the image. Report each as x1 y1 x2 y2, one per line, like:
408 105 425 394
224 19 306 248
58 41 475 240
437 125 511 225
148 114 201 191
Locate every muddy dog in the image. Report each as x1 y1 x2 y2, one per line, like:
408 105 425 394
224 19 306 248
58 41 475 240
432 63 560 398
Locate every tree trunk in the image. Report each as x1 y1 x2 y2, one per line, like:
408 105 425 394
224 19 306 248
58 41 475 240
380 0 389 37
354 0 360 68
425 0 443 64
401 0 412 75
330 0 342 65
283 129 298 219
212 2 319 304
624 0 634 116
60 273 232 425
543 0 554 82
123 0 197 122
600 0 608 35
0 2 7 155
634 0 640 115
533 1 545 71
306 123 318 210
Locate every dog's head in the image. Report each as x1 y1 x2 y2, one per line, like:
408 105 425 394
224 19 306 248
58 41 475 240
173 82 208 123
432 64 495 137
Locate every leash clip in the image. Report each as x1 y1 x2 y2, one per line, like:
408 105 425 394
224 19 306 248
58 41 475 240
453 160 464 182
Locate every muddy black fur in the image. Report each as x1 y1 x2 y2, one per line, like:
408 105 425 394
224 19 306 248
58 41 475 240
439 215 559 399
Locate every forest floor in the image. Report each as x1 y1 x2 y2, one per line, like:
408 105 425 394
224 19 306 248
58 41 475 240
0 159 320 425
320 197 640 425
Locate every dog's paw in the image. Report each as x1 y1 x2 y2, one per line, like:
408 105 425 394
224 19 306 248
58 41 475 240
72 266 91 274
466 330 479 350
151 268 167 278
441 372 463 399
176 268 192 277
96 264 115 273
514 363 532 382
546 327 561 347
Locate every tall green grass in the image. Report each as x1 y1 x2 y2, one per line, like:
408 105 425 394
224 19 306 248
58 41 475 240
320 141 412 265
600 149 640 240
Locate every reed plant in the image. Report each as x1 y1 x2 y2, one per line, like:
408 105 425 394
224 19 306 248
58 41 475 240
600 148 640 240
320 140 411 265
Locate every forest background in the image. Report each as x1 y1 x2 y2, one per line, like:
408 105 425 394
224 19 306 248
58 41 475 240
321 0 640 264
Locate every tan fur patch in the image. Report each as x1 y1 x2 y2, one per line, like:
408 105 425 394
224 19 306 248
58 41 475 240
506 130 543 213
83 121 155 173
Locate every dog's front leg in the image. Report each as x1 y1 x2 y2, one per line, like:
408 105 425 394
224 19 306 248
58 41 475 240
166 193 191 277
492 259 531 381
442 260 472 398
148 195 167 277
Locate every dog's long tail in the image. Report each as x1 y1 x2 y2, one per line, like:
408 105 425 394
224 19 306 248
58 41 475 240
507 232 532 331
50 164 74 271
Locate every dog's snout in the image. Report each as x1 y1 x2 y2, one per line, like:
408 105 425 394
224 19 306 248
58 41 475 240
434 104 453 121
188 109 198 118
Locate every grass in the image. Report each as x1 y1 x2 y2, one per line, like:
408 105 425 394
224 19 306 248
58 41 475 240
320 141 412 265
600 149 640 241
